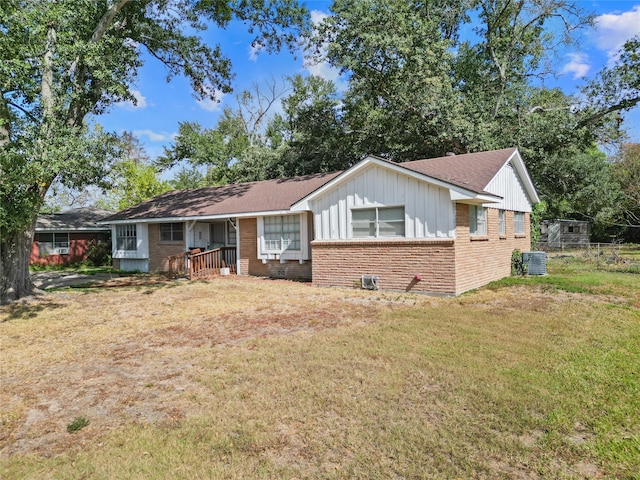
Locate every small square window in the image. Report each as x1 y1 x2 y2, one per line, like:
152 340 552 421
160 223 184 242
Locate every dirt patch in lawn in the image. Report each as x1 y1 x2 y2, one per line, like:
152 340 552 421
1 277 411 457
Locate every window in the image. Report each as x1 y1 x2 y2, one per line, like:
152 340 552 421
498 210 506 235
263 216 300 251
159 223 183 242
469 206 487 236
116 224 137 251
37 233 69 255
352 206 405 238
514 212 525 234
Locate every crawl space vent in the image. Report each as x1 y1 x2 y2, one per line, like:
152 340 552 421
361 275 379 290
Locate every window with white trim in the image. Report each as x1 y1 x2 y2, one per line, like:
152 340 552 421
469 206 487 236
514 212 525 234
351 206 405 238
116 224 137 251
159 223 184 242
36 233 69 255
498 210 505 235
263 216 300 251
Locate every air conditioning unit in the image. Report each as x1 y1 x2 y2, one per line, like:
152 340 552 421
522 251 546 275
55 247 69 255
361 275 379 290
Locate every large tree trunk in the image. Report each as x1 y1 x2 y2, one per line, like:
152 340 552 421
0 221 36 304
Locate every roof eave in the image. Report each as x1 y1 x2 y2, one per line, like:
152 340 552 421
35 226 111 232
97 209 299 225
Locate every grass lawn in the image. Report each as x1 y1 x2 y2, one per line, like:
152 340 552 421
1 258 639 479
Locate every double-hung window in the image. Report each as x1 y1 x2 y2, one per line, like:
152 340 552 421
159 223 184 242
469 206 487 236
498 210 506 235
514 212 525 234
352 206 405 238
116 224 137 251
263 216 300 252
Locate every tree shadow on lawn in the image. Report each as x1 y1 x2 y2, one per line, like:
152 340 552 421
1 298 64 322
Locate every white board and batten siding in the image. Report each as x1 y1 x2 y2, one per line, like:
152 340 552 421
311 164 456 241
111 223 150 272
484 163 533 212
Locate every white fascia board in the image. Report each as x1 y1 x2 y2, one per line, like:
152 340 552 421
35 227 110 232
291 155 488 211
487 148 540 204
97 209 295 225
451 195 502 205
451 192 502 204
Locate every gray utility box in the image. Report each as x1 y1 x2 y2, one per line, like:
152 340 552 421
522 251 547 275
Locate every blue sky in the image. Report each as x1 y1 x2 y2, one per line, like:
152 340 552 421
96 0 640 162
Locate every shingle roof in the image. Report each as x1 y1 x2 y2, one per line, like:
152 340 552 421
36 207 113 231
102 148 522 223
399 147 517 194
102 171 342 222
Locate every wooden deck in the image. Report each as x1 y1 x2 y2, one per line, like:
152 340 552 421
168 247 237 280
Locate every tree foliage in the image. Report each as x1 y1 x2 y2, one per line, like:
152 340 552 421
612 143 640 237
155 0 638 243
97 133 170 210
0 0 308 303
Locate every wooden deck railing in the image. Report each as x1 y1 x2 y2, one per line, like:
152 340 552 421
168 247 236 280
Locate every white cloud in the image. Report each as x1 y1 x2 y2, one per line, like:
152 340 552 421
561 52 591 79
249 41 265 61
196 87 226 112
594 5 640 62
133 129 176 142
119 89 148 110
303 9 348 91
310 9 329 24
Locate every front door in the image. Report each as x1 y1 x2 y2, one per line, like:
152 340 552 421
193 223 209 249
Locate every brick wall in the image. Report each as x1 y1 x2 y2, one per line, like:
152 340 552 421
30 232 109 266
148 223 184 271
454 204 530 294
238 217 312 280
312 239 456 294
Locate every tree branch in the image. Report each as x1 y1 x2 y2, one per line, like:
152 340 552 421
5 99 40 124
577 97 640 128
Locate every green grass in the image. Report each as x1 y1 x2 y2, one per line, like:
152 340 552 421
29 264 126 275
3 257 640 479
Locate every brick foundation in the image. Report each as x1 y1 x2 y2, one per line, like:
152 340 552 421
312 239 456 294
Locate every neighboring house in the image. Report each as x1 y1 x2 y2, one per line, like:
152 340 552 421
31 208 112 266
539 219 590 248
100 148 539 295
